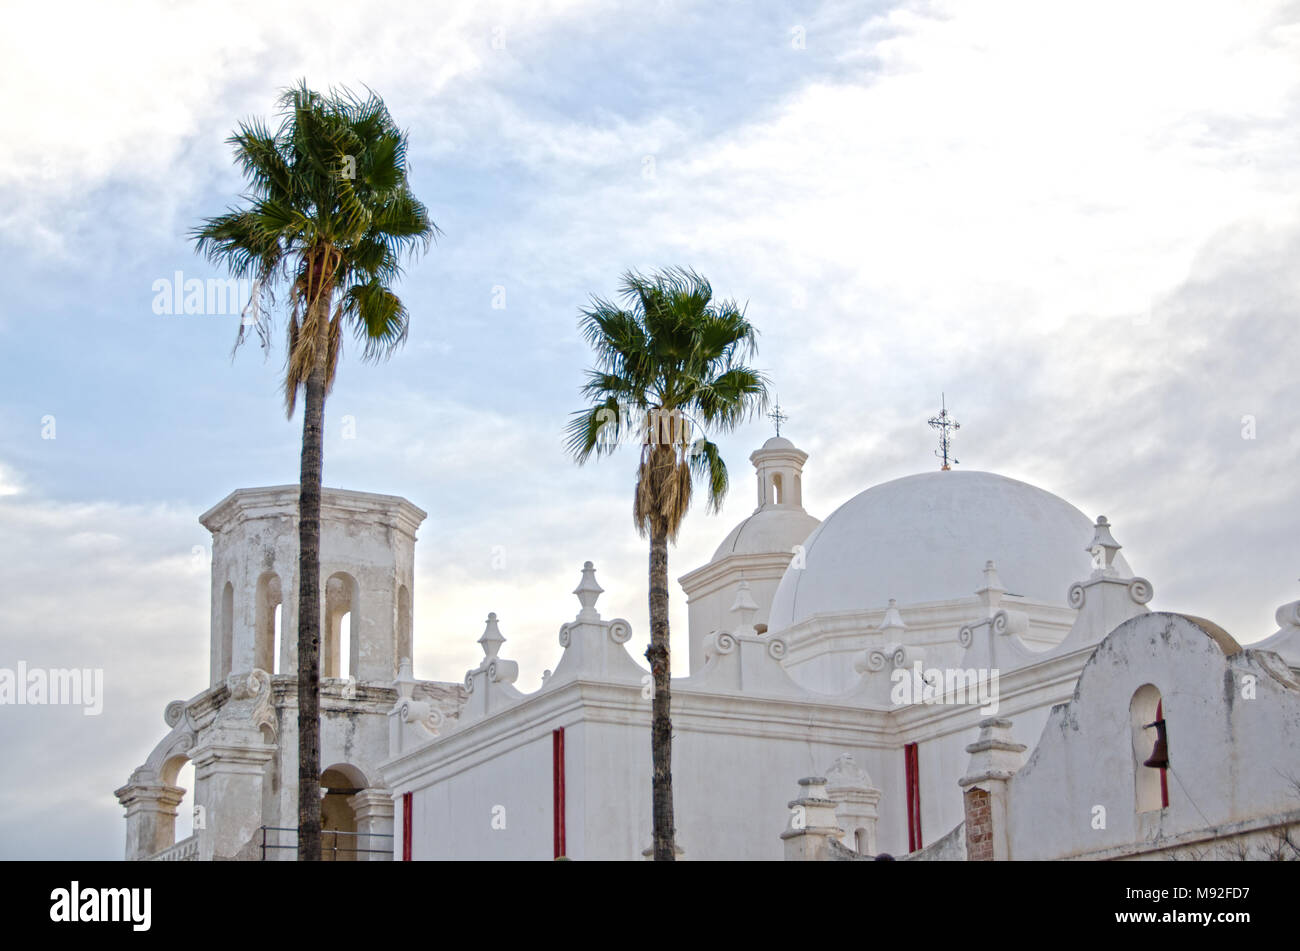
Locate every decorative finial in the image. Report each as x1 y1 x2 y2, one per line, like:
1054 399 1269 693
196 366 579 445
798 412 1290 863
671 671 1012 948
729 579 759 633
876 598 906 634
1086 516 1122 575
768 396 788 437
479 613 505 659
825 752 873 789
573 561 604 620
977 560 1006 613
927 393 960 470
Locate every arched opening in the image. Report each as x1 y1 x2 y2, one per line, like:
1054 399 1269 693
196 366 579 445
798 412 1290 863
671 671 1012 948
155 752 194 855
272 604 283 675
771 472 783 505
854 827 867 854
255 572 282 675
219 582 234 681
396 584 412 676
320 764 368 862
324 573 359 679
173 760 196 841
1131 684 1169 813
339 612 352 679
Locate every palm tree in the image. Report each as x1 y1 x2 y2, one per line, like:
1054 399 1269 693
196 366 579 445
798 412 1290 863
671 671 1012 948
193 81 437 860
565 268 769 860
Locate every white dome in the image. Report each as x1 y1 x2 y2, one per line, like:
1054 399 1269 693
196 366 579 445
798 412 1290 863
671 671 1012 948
712 507 820 561
767 470 1131 631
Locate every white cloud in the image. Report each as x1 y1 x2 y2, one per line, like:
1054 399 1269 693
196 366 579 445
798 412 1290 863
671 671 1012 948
0 462 22 496
0 0 605 255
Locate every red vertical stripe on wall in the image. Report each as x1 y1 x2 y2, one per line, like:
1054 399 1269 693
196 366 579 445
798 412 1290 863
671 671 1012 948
402 791 413 861
904 743 922 852
553 727 566 858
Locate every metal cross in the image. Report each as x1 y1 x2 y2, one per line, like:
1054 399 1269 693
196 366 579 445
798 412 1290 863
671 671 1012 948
927 393 960 470
768 398 788 437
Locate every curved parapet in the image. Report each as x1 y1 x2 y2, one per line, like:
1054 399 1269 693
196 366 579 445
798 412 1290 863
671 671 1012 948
1005 612 1300 860
132 700 202 789
1248 597 1300 669
684 626 808 697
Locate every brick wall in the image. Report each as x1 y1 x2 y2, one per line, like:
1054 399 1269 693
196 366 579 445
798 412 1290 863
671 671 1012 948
964 787 993 861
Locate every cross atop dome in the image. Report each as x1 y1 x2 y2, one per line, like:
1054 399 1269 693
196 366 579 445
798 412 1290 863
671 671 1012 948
927 393 960 470
768 397 788 437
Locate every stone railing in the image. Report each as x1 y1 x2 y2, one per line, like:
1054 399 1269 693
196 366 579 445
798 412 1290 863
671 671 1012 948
149 833 199 861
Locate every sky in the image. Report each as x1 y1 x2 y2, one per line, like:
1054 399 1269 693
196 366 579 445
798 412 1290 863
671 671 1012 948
0 0 1297 859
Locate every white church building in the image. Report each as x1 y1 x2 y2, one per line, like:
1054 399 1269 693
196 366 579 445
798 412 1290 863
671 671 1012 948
117 432 1300 861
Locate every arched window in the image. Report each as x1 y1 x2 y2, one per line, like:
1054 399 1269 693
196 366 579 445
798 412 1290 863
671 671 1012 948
771 473 783 505
219 582 234 681
396 584 412 676
338 612 352 679
1130 684 1169 812
324 573 360 679
153 751 193 855
255 572 282 675
272 604 282 676
173 760 196 841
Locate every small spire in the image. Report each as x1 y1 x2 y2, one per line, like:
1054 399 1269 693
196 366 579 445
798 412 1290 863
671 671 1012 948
927 393 960 470
730 579 759 633
395 657 416 700
573 561 604 619
1086 516 1122 575
977 560 1006 613
478 613 505 659
876 598 906 635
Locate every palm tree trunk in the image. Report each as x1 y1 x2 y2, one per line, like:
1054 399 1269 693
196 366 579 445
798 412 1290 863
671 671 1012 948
296 288 329 862
646 517 676 860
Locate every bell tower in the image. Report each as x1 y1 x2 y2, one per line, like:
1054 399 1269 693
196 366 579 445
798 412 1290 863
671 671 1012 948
678 434 820 673
751 436 809 510
117 485 456 861
199 485 425 685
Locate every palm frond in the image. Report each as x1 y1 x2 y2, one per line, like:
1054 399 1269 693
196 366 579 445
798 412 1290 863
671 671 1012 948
341 278 409 362
687 438 729 514
564 396 627 464
194 79 438 415
568 267 770 539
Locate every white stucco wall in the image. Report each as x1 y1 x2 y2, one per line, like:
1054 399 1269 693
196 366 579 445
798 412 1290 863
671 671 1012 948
1005 612 1300 859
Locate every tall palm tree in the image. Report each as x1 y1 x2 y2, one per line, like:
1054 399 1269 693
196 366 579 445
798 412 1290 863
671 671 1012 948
565 268 769 860
193 81 437 860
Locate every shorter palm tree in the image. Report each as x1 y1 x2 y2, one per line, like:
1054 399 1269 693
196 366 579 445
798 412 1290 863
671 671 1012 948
565 267 770 860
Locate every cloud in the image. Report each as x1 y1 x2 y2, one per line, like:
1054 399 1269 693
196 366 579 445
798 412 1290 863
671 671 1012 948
0 0 605 256
0 478 210 858
0 462 23 496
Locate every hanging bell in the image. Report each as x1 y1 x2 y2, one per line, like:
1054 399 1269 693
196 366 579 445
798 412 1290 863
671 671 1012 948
1142 719 1169 769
